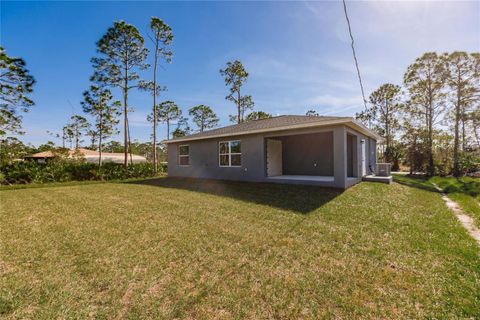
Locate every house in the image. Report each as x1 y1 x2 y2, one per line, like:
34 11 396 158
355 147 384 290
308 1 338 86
164 115 382 189
25 148 148 164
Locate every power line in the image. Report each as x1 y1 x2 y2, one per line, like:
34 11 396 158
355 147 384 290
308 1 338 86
342 0 368 113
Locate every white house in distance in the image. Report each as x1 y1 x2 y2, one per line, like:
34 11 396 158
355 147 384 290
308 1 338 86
25 148 147 164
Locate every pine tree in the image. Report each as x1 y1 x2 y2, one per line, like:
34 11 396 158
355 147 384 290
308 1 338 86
188 105 219 132
144 17 173 172
81 86 121 165
220 60 254 123
0 47 35 135
404 52 447 176
91 21 149 167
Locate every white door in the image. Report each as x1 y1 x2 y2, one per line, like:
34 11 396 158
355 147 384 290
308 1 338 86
267 139 282 177
361 140 366 176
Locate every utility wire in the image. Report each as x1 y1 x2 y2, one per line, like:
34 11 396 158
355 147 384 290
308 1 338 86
342 0 368 113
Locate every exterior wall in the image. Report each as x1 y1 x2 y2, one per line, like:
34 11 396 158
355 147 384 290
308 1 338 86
333 126 347 188
167 124 377 189
344 127 377 188
168 134 266 182
280 132 333 176
346 134 358 178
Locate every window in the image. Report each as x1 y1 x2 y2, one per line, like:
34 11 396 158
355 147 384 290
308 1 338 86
219 140 241 167
178 145 190 166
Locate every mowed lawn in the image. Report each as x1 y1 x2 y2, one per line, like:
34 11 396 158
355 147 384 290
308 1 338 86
1 178 479 319
394 174 480 226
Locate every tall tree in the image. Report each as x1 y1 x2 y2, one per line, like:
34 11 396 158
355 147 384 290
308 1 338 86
91 21 149 167
404 52 447 176
356 83 403 153
81 86 121 165
305 110 319 116
36 141 56 152
0 47 36 136
245 111 272 122
444 52 480 176
0 137 35 165
172 116 190 138
188 105 219 132
467 107 480 147
220 60 254 124
87 129 98 149
147 100 181 139
47 126 70 149
146 17 173 172
66 115 90 150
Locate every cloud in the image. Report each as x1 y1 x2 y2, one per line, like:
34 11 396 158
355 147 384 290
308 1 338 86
304 94 364 115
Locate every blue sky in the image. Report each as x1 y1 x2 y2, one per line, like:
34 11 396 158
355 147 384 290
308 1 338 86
2 1 479 146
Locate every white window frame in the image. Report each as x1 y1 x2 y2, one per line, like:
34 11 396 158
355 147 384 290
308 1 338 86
219 140 242 167
178 144 190 166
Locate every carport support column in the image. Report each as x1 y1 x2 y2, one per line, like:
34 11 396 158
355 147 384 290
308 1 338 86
333 126 347 188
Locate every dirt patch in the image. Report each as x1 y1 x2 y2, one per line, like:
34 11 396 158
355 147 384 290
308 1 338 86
432 182 480 245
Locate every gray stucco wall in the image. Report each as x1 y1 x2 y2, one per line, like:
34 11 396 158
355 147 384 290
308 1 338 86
280 132 333 176
346 134 355 177
167 124 377 189
167 134 265 182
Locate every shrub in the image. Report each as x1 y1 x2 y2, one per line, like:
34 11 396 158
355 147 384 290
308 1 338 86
0 160 159 185
458 152 480 175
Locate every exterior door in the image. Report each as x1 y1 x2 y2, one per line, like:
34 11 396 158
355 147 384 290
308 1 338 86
361 140 366 176
267 139 282 177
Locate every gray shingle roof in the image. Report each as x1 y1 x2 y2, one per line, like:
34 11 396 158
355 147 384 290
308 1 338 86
165 115 380 143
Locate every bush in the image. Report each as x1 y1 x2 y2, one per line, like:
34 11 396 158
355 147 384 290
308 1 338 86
458 153 480 175
0 160 159 185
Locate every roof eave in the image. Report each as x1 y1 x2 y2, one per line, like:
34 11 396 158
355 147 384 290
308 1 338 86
348 120 383 141
163 118 381 144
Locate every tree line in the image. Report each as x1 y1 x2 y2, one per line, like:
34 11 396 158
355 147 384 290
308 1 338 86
323 52 477 177
2 21 478 177
1 18 275 171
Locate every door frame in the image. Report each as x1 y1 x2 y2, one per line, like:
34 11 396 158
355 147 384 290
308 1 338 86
361 139 366 176
266 138 283 177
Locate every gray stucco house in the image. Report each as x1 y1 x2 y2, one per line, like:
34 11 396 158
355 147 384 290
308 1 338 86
164 115 381 189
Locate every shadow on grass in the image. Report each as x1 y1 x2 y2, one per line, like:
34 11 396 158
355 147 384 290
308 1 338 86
127 177 343 214
392 174 439 193
437 178 480 197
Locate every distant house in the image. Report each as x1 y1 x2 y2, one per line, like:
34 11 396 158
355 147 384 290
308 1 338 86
25 148 148 164
164 115 382 189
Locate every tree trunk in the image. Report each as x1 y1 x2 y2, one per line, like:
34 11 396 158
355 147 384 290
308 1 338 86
428 112 434 176
453 85 461 177
99 112 103 167
167 119 170 139
123 87 128 168
427 83 435 176
237 89 241 124
123 56 129 168
75 126 79 150
385 98 390 150
152 40 159 173
126 114 133 165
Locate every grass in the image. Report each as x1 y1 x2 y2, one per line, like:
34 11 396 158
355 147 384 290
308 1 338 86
0 176 165 191
394 174 480 226
1 177 479 319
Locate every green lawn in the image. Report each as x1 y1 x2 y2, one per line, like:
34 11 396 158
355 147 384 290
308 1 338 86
394 174 480 226
1 178 479 319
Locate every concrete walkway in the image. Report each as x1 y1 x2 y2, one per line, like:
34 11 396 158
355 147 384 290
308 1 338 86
432 182 480 245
